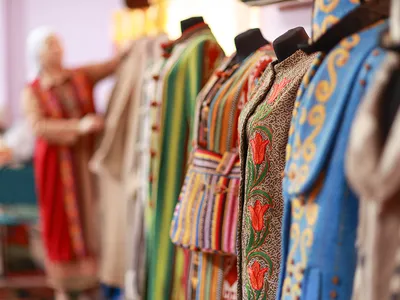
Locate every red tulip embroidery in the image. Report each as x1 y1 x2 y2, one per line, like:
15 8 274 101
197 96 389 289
248 261 269 291
253 57 273 79
250 132 270 165
268 77 291 104
248 200 271 232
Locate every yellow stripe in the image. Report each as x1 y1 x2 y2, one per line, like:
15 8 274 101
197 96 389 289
172 174 195 242
191 175 205 246
182 174 201 245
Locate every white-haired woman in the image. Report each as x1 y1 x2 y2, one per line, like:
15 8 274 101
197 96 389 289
22 27 126 300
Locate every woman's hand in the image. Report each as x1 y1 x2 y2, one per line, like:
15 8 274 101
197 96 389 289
79 114 104 134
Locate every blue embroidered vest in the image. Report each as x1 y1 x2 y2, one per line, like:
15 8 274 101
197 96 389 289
277 1 388 298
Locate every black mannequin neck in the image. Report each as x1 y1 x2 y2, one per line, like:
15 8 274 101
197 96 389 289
234 29 269 62
181 17 204 33
273 27 309 62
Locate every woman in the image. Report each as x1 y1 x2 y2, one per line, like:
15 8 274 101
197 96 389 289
22 26 126 300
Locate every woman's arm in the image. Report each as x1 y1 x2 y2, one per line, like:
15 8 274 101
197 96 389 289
3 120 35 163
22 87 81 145
81 44 132 84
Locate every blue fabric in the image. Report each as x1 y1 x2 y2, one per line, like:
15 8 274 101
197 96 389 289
311 0 360 41
100 284 123 300
278 21 388 300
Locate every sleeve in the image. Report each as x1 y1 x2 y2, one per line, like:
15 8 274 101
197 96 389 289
22 87 81 145
3 121 34 163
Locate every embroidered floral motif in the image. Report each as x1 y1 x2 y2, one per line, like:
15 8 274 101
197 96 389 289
250 133 270 165
268 77 291 104
248 261 269 291
248 200 271 232
253 57 273 79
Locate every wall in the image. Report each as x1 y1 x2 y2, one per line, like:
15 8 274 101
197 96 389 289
5 0 122 121
260 2 312 41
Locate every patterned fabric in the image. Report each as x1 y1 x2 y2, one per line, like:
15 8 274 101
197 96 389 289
31 71 94 259
187 251 238 300
28 70 98 291
171 148 240 254
346 52 400 300
311 0 361 42
147 23 225 300
278 20 388 300
169 45 274 300
237 50 316 300
171 47 275 257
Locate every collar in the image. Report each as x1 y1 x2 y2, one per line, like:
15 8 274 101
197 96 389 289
273 49 308 73
161 22 210 54
39 69 72 89
311 0 361 42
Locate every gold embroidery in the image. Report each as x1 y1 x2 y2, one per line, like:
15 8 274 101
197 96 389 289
282 174 323 298
313 15 339 40
289 34 360 192
316 0 340 14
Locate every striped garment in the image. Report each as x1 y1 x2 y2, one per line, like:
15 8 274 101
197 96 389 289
170 45 275 299
187 251 238 300
147 23 225 300
170 46 275 256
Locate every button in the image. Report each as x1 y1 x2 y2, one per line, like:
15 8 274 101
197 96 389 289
150 101 160 107
152 125 159 132
290 259 295 265
162 52 171 58
330 291 337 299
152 75 160 81
332 276 339 285
286 287 290 293
299 196 305 205
373 49 380 56
288 271 293 277
289 171 296 180
298 282 302 288
295 297 300 300
149 176 154 183
364 64 371 70
359 79 366 86
150 150 156 158
281 171 285 178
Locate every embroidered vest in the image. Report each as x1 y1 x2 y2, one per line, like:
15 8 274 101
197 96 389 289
237 50 316 300
278 19 388 300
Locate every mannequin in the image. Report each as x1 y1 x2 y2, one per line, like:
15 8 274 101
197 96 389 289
180 16 204 33
234 28 269 62
273 27 309 62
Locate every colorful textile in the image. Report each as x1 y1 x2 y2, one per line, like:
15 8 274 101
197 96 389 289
147 23 225 300
278 19 388 300
237 50 316 300
171 148 240 254
27 70 98 291
187 251 238 300
171 46 275 256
